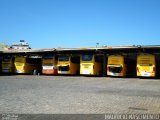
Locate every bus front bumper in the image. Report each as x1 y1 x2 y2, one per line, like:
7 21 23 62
137 72 155 77
42 69 58 75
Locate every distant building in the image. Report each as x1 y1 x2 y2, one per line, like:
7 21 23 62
0 42 8 50
9 40 31 50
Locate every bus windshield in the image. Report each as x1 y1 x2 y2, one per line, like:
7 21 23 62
139 64 153 66
42 63 53 66
82 55 93 61
59 55 69 61
3 56 12 62
15 57 25 63
108 65 123 73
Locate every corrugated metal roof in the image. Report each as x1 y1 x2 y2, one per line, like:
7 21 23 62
1 45 160 53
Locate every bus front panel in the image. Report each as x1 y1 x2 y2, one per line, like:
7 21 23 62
80 63 94 75
2 56 15 73
14 57 26 73
80 54 94 75
137 54 156 77
57 55 71 74
58 62 70 74
107 55 126 77
42 57 57 75
80 54 102 75
57 55 80 75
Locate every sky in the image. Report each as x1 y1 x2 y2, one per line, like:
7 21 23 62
0 0 160 49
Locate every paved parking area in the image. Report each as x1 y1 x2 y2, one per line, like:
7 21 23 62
0 75 160 114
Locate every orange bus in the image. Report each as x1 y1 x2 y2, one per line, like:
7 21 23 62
42 55 58 75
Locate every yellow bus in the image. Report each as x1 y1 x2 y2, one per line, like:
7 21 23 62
57 54 80 75
42 55 58 75
80 54 103 75
2 55 15 73
137 54 156 77
14 56 42 74
107 55 126 77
